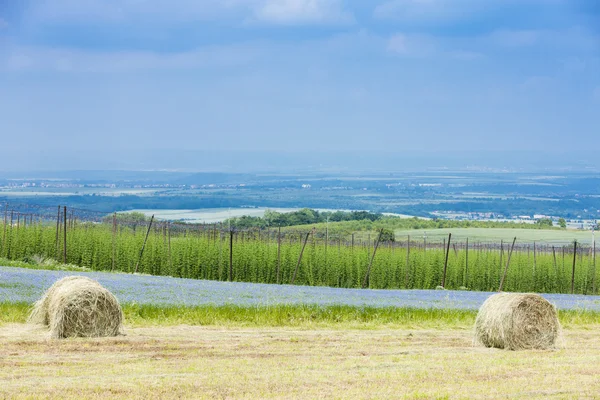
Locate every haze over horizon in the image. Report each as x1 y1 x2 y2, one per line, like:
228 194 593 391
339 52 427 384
1 0 599 172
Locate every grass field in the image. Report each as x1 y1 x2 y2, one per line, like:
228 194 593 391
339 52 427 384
128 207 303 223
2 278 600 398
0 188 159 197
3 301 600 330
394 227 595 245
2 322 600 399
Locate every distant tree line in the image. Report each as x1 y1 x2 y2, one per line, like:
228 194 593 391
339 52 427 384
225 209 382 229
223 208 569 234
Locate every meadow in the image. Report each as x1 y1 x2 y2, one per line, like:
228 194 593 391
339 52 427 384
4 266 600 313
3 259 600 398
1 324 599 399
394 227 595 245
128 207 304 223
0 220 596 294
2 305 600 399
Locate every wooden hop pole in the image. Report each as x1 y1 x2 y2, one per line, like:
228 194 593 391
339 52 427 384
291 231 311 285
498 237 517 292
63 206 67 264
464 238 469 288
55 205 61 259
405 235 410 287
1 203 7 255
168 222 172 273
363 229 384 289
572 240 577 294
276 226 281 284
441 233 451 288
229 230 234 282
552 246 559 292
111 212 117 271
134 215 154 274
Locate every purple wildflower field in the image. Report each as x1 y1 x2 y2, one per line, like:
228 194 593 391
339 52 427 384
2 266 600 310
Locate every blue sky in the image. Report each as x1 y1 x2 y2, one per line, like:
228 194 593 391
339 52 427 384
0 0 599 162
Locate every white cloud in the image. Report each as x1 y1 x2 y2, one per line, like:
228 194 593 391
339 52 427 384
594 86 600 102
252 0 353 25
562 57 586 72
449 50 484 60
30 0 127 22
387 33 435 57
28 0 353 25
489 30 540 47
1 44 261 72
483 27 599 53
28 0 259 24
374 0 484 22
519 76 554 91
374 0 568 22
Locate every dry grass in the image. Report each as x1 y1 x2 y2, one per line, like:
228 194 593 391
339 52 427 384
28 276 99 326
474 292 561 350
1 324 600 399
29 276 123 339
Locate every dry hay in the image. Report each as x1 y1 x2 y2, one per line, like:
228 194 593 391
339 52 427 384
29 276 123 339
28 276 99 326
474 292 561 350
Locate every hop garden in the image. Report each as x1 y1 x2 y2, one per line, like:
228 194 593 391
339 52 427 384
0 214 596 294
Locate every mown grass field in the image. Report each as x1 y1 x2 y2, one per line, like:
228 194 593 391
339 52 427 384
2 269 600 398
2 319 600 399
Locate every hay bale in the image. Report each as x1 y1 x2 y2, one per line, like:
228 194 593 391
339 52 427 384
29 276 123 339
29 276 100 326
474 292 560 350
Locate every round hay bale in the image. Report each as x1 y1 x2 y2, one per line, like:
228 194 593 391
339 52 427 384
47 278 123 339
474 292 560 350
28 276 100 326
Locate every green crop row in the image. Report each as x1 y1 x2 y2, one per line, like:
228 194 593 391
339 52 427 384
0 222 596 294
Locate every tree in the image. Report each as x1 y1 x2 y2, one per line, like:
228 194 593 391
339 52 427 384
558 218 567 229
102 211 149 225
535 218 553 228
379 228 395 242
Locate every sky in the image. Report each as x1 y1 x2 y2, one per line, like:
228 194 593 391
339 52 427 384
0 0 599 170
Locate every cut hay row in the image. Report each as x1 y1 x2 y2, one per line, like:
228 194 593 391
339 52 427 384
29 276 123 339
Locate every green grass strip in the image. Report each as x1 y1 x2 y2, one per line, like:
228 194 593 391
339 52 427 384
2 302 600 329
0 257 92 272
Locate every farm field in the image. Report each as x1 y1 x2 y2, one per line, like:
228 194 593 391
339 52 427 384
128 207 304 223
0 188 160 197
1 324 600 399
1 220 597 294
4 266 600 311
394 227 596 245
3 266 600 398
127 207 364 223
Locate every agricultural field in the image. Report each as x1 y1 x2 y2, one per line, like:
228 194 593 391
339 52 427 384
4 266 600 311
2 169 599 220
394 227 596 245
1 324 600 399
0 187 160 197
0 221 597 294
127 207 365 223
128 207 305 223
2 267 600 399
